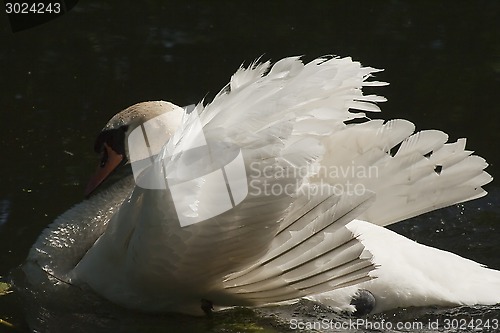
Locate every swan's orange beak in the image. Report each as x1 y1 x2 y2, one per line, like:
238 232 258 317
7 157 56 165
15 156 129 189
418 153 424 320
85 143 124 197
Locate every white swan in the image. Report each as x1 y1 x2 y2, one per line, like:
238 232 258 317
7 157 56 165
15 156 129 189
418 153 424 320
25 56 498 316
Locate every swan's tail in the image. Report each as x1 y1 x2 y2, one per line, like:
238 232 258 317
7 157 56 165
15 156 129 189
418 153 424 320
315 118 492 226
314 219 500 313
222 184 375 305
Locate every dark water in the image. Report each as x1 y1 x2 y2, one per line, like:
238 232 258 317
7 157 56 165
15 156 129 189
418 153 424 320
0 1 499 332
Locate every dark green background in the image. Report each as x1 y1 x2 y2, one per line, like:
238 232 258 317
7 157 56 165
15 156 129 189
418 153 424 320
0 1 499 332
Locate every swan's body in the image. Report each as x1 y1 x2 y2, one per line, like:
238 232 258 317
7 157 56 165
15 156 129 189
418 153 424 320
25 56 498 316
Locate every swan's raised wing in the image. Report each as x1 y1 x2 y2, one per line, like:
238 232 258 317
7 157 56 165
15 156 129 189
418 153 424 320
222 185 375 305
142 56 387 306
159 56 388 228
312 116 492 227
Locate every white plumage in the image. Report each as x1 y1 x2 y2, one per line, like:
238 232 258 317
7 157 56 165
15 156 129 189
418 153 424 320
311 219 500 313
25 56 497 316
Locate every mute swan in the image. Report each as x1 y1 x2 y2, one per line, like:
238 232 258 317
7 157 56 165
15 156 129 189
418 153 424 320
25 56 498 317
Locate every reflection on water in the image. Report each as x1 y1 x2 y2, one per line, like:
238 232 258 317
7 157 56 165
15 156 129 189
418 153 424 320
1 1 499 332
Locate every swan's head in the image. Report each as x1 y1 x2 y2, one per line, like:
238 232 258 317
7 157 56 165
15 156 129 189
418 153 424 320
85 101 184 196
